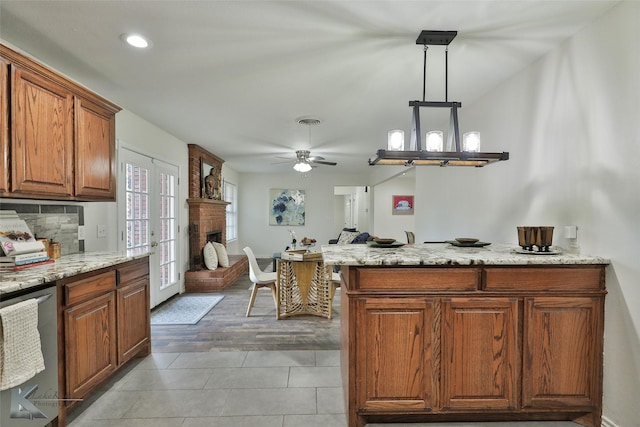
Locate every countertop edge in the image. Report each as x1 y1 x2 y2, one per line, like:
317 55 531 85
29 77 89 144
0 251 151 296
320 243 611 266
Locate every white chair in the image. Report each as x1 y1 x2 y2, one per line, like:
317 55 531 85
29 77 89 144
405 231 415 244
243 246 278 317
331 271 341 300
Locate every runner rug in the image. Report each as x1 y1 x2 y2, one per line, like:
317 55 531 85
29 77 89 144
150 294 224 325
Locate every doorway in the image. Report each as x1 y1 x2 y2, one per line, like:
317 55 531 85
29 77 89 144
118 147 180 308
333 186 371 233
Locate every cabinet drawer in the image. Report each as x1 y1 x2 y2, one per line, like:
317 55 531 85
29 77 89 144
484 266 605 291
117 258 149 285
65 270 116 306
354 267 479 291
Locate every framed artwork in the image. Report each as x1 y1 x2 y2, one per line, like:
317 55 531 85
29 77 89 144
269 189 305 225
392 195 414 215
201 159 220 199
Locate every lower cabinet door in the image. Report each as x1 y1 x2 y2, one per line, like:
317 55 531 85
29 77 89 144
522 296 603 409
65 291 117 399
357 297 437 411
117 278 150 364
441 297 519 411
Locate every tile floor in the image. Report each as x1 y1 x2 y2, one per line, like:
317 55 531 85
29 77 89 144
67 349 578 427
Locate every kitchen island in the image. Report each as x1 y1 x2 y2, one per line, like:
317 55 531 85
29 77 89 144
322 243 609 427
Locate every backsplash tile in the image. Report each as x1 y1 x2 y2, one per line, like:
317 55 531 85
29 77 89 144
1 204 84 256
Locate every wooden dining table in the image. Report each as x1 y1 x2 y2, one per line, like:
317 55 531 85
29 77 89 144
276 253 335 319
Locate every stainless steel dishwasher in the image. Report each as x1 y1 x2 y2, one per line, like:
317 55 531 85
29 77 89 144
0 284 59 427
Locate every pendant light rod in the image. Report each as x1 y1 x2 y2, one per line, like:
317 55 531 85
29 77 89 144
445 46 449 102
422 45 428 102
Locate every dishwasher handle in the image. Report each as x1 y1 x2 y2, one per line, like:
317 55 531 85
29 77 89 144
35 293 52 305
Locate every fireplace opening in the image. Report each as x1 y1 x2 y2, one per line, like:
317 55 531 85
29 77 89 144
207 230 222 244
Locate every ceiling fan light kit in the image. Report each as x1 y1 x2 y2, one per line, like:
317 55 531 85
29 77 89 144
370 30 509 168
291 119 338 173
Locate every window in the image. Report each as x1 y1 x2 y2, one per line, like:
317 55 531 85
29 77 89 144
224 179 237 241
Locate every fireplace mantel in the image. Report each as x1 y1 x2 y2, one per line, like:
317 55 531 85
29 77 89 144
187 198 230 206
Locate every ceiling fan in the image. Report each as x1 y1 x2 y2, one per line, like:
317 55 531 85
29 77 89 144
292 150 337 172
278 116 338 172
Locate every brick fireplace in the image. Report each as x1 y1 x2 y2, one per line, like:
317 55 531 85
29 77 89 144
186 144 227 269
184 145 248 291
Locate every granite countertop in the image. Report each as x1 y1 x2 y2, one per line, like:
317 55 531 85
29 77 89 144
0 250 151 295
321 243 610 266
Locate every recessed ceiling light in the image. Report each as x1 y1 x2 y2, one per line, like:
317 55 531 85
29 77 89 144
121 33 150 49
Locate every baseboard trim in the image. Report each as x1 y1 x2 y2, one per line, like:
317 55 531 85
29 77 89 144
602 415 619 427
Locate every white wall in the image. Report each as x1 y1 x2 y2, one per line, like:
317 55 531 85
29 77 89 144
413 3 639 426
238 171 369 258
373 175 416 242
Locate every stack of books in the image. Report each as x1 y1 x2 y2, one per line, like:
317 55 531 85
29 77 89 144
0 211 52 271
280 250 323 261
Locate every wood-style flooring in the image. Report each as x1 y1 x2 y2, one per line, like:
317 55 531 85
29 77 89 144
151 259 340 352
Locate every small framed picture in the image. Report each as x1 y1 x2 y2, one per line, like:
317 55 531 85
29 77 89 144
392 195 414 215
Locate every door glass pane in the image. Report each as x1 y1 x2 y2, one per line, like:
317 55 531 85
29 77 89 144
158 171 177 290
125 162 150 255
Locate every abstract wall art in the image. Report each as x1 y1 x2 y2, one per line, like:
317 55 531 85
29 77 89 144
269 189 305 226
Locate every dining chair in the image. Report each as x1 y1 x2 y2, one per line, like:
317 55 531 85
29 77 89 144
405 231 415 244
243 246 278 317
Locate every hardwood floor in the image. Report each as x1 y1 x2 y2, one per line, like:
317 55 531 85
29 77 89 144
151 259 340 352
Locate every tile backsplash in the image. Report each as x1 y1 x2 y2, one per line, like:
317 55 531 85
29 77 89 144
1 203 84 255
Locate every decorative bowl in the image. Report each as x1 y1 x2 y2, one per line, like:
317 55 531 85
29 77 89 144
374 238 396 245
455 237 479 244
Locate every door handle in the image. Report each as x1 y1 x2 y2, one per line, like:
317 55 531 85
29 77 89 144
151 241 158 247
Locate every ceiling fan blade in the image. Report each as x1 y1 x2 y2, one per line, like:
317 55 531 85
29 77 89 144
308 156 325 161
311 160 337 166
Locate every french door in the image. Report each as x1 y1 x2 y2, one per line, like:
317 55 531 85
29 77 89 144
118 147 180 308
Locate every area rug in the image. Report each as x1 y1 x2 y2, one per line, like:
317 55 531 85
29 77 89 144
151 294 224 325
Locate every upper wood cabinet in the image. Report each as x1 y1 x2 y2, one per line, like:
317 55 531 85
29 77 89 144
12 65 74 197
75 97 116 199
0 43 121 201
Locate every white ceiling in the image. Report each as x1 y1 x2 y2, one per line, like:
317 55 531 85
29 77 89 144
0 1 618 174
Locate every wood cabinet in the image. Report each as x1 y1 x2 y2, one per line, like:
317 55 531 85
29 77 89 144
356 297 437 411
12 65 74 197
0 43 120 201
58 257 150 425
75 96 116 199
441 297 519 411
116 258 150 365
64 287 117 399
341 265 606 427
523 296 603 424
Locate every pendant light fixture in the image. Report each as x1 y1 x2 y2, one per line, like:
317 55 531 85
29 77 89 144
369 30 509 167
